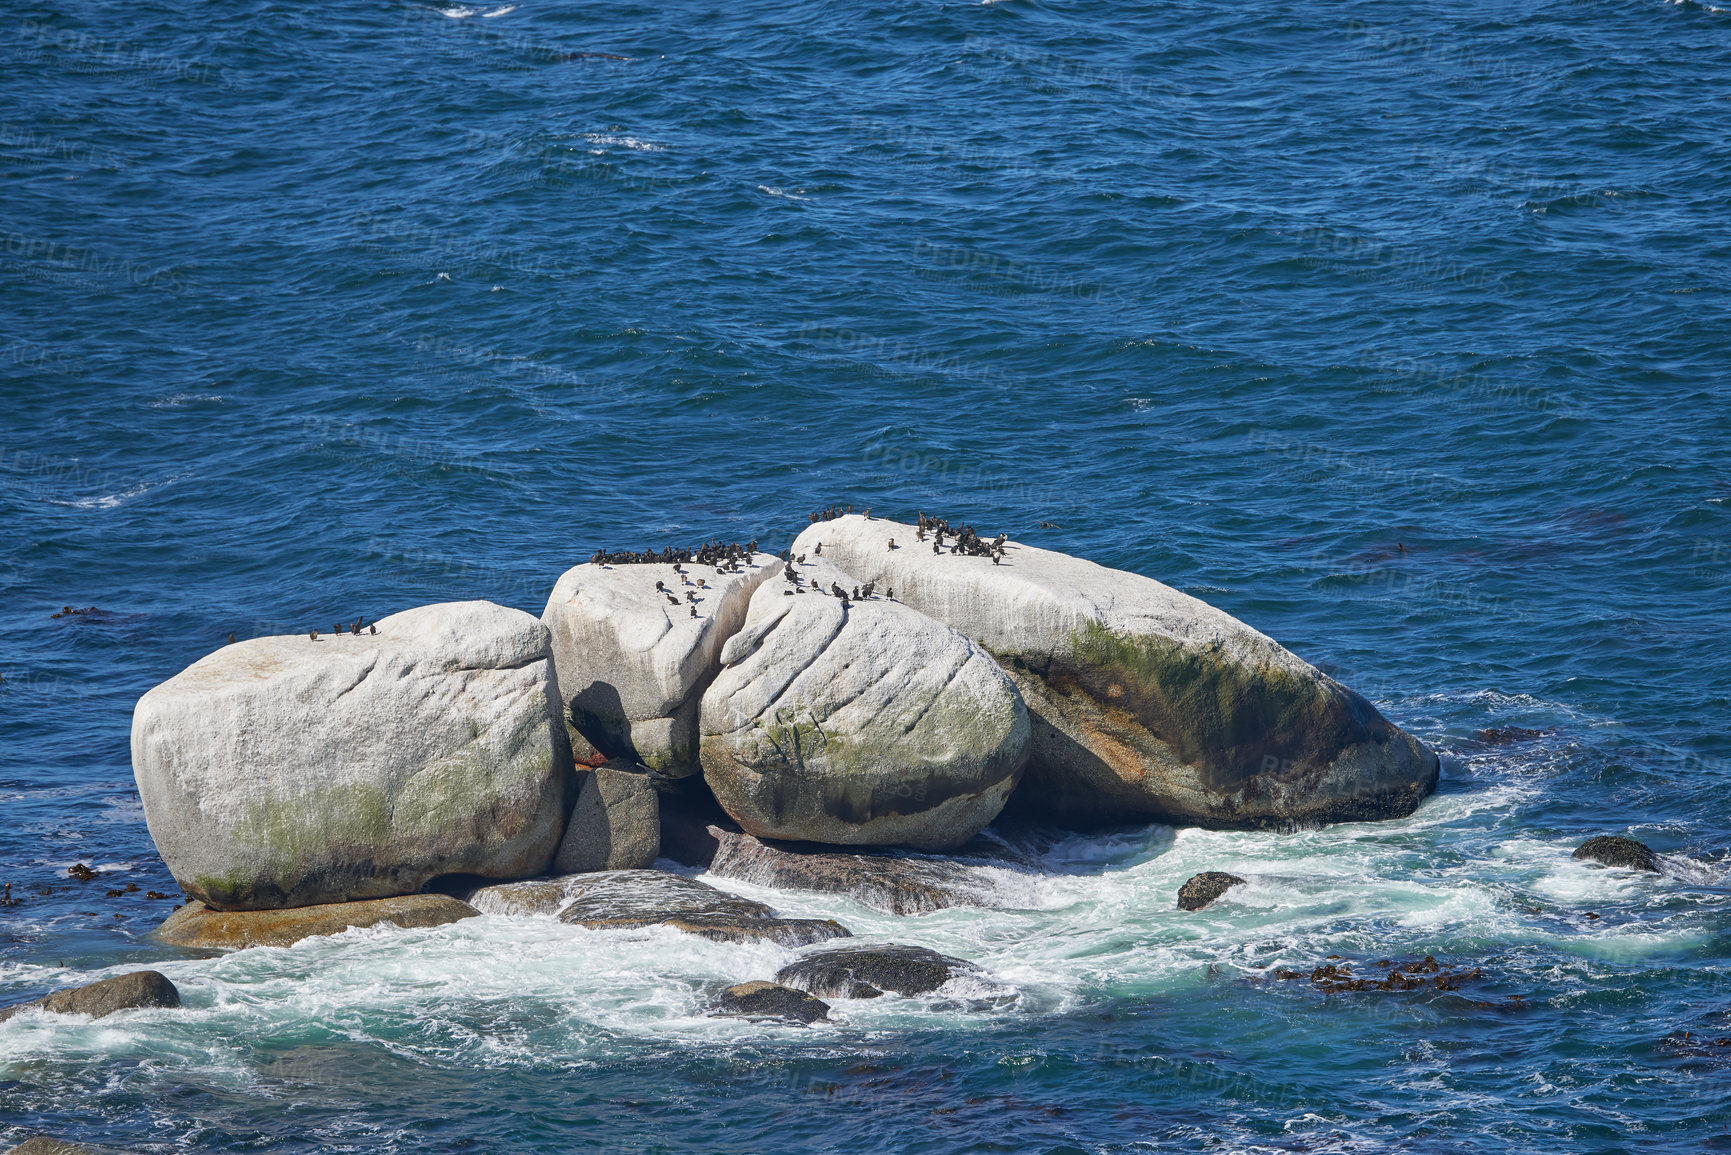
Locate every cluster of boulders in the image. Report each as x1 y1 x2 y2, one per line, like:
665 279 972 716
121 513 1442 946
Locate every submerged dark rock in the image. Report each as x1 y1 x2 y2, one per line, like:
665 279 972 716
776 944 974 998
1573 835 1660 873
1266 955 1488 994
1471 726 1550 745
715 980 830 1024
708 828 1012 915
1176 871 1245 911
555 869 850 947
0 970 180 1023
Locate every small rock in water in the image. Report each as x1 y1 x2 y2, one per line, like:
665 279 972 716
5 1137 140 1154
1572 835 1660 873
1265 954 1487 995
715 980 830 1025
1176 871 1246 911
0 970 180 1024
776 944 974 998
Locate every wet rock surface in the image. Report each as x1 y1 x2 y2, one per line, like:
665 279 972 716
715 980 830 1024
1176 871 1246 911
0 970 180 1023
554 869 850 946
708 827 1012 915
776 944 974 998
152 894 479 950
1573 835 1660 873
464 875 587 916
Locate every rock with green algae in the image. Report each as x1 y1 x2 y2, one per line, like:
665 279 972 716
131 601 574 910
699 557 1028 852
790 516 1438 830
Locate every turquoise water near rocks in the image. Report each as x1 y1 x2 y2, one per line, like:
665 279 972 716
3 0 1731 1149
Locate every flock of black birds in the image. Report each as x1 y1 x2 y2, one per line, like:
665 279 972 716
773 551 885 607
808 505 871 523
307 617 375 642
914 513 1007 563
589 540 760 570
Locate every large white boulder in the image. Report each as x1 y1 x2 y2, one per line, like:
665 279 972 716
699 557 1028 851
790 516 1438 828
131 601 574 910
541 552 778 777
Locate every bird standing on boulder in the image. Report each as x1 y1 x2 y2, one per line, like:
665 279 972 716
309 630 318 640
887 538 896 550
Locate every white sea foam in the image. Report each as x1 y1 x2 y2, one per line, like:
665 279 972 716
46 474 182 509
757 185 812 201
3 757 1722 1071
580 133 665 152
143 392 221 408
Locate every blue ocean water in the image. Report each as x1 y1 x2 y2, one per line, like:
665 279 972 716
3 0 1731 1149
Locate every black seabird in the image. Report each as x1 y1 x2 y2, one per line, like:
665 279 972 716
690 606 697 618
887 538 896 550
369 624 376 634
309 630 319 640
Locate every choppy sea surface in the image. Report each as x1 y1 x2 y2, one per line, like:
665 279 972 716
3 0 1730 1150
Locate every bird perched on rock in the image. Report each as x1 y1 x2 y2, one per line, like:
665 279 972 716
814 542 822 556
696 578 707 588
783 589 793 595
932 540 940 554
309 630 319 640
886 588 894 599
335 623 344 635
852 587 860 600
664 593 679 606
831 582 847 600
368 624 376 635
887 538 896 550
796 554 806 564
354 618 364 635
863 508 872 519
689 606 697 617
656 580 666 591
686 591 696 603
861 581 875 599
